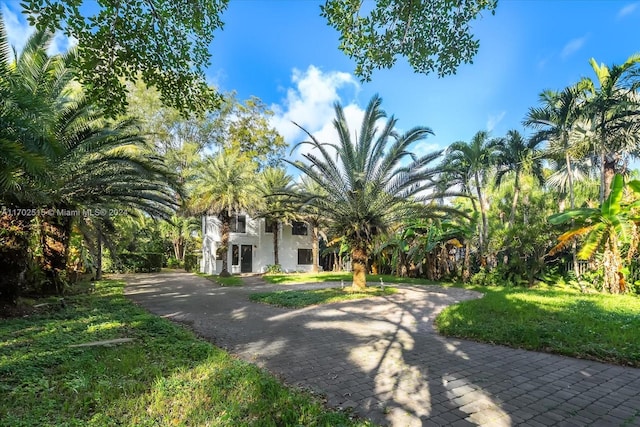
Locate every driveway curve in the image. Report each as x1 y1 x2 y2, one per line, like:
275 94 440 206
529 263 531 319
124 271 640 426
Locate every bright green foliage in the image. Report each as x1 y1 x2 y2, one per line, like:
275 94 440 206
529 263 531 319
20 0 228 115
436 285 640 367
321 0 498 81
0 280 372 426
289 95 460 288
549 174 640 293
444 131 501 257
189 151 260 275
250 286 397 308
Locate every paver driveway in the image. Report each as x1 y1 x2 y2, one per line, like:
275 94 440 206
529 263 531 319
124 271 640 426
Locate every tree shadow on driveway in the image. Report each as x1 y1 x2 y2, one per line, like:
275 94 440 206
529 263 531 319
125 272 640 426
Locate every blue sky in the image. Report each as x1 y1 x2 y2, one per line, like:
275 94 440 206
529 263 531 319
2 0 640 157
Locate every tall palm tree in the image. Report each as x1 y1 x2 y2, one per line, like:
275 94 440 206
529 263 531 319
494 129 543 229
582 55 640 201
444 130 500 259
295 176 329 273
190 150 259 276
525 86 587 277
256 167 294 267
289 95 460 289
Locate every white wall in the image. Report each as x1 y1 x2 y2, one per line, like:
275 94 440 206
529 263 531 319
200 214 317 274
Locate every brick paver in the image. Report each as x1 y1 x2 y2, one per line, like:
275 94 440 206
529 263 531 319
125 272 640 426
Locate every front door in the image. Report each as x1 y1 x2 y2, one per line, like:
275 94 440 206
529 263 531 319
240 245 252 273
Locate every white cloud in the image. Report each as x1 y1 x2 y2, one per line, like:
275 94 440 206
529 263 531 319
561 35 588 59
1 4 34 57
270 65 360 145
618 3 638 18
486 111 506 132
1 4 76 58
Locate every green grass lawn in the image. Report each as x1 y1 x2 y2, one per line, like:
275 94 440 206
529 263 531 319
0 280 372 426
263 272 439 286
436 286 640 367
196 272 243 286
250 287 398 308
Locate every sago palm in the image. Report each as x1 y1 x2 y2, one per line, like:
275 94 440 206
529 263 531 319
289 95 460 289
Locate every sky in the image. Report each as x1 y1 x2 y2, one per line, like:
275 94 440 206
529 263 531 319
2 0 640 160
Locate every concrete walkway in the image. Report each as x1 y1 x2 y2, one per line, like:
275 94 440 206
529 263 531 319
124 271 640 426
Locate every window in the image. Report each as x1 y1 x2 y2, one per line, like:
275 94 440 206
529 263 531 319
232 245 239 266
230 215 246 233
292 221 308 236
265 218 275 233
298 249 313 265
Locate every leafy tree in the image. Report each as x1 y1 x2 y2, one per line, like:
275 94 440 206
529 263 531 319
294 177 329 273
549 174 640 293
444 131 500 259
189 151 259 276
289 95 460 289
20 0 228 115
321 0 498 81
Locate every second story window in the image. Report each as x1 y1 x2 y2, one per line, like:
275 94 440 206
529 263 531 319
230 214 246 233
265 218 275 233
292 221 308 236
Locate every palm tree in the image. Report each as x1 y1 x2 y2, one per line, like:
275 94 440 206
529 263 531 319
582 55 640 201
256 167 294 267
289 95 460 289
444 130 500 259
295 176 328 273
1 20 179 296
190 150 259 276
525 86 588 277
494 129 543 229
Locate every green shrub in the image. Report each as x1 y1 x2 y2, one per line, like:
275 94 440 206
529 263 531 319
184 254 198 272
166 257 183 269
265 264 283 274
116 252 163 273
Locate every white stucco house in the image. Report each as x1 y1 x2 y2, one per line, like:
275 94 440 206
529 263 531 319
200 213 318 274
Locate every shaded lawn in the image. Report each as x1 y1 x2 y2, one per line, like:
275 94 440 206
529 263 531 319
250 287 398 308
263 272 440 286
196 272 243 286
0 280 373 427
436 286 640 367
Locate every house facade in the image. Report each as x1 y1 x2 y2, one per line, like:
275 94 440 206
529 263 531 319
200 213 317 274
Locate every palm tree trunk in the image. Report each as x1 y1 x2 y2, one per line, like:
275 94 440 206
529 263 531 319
273 220 279 265
463 240 471 282
96 226 103 280
0 212 31 303
565 150 581 279
351 246 367 290
474 170 487 258
219 213 231 276
311 223 320 273
41 214 72 294
508 174 520 229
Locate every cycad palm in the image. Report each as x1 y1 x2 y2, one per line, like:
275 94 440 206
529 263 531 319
190 151 259 275
289 95 457 289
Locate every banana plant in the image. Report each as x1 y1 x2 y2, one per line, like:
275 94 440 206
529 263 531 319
548 174 640 293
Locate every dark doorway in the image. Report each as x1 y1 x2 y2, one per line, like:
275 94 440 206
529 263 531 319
241 245 253 273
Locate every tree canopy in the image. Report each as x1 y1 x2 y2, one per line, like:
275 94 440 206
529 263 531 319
16 0 498 115
321 0 498 81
